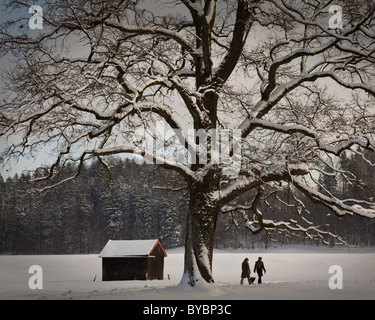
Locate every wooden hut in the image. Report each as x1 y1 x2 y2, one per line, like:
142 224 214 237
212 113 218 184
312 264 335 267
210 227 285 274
99 239 167 281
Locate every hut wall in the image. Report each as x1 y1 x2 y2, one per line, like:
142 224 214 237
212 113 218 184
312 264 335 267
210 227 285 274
102 257 148 281
147 244 165 280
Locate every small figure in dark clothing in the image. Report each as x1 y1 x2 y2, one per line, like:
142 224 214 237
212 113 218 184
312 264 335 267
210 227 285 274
254 257 266 284
240 258 255 285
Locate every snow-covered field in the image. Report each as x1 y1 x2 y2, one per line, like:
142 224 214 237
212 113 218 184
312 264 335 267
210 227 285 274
1 246 374 300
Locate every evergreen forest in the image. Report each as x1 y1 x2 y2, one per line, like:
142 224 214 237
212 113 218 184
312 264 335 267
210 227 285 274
1 151 374 255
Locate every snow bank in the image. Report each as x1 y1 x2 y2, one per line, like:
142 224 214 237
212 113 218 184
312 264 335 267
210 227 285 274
0 246 374 300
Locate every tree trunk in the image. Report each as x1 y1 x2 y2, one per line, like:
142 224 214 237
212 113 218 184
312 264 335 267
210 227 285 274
182 178 220 286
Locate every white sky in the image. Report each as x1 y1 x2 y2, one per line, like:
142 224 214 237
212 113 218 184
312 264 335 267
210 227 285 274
0 1 364 178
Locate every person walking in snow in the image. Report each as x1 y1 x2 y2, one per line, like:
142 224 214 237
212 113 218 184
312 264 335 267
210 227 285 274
240 258 253 285
254 257 266 284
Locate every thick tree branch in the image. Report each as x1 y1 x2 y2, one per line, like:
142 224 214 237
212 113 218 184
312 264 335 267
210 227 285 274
213 0 255 85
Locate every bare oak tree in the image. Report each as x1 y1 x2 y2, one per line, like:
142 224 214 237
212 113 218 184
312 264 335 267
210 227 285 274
1 0 375 285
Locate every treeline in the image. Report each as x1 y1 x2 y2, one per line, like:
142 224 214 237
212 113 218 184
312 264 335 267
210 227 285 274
1 151 375 255
0 159 188 254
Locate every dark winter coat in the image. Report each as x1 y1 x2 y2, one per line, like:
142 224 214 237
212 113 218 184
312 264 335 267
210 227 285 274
254 260 266 276
241 260 251 278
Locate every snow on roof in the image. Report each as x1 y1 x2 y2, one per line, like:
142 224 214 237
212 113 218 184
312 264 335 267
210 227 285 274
99 239 167 258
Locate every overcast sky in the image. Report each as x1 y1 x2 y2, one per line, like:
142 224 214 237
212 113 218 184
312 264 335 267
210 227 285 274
0 1 358 178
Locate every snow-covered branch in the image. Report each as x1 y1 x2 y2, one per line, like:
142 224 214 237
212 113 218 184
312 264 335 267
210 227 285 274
293 180 375 219
88 144 196 181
